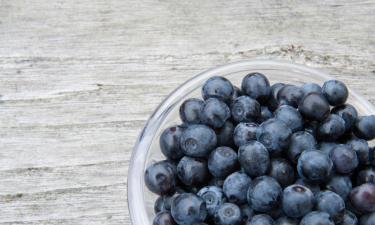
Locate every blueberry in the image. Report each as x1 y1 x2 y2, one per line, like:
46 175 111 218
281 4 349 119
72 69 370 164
155 196 166 213
241 72 271 103
154 195 174 213
300 211 334 225
232 86 243 100
371 147 375 166
347 139 371 166
274 105 303 132
275 216 299 225
145 160 177 195
171 193 207 224
297 150 333 182
268 83 285 110
298 93 330 121
282 184 314 218
287 131 316 163
344 200 359 215
339 128 359 141
295 178 321 197
202 76 234 103
180 185 205 194
316 191 345 222
277 85 304 108
214 203 242 225
177 185 200 194
177 156 209 186
223 171 252 205
268 158 295 187
330 144 359 174
200 98 231 128
153 212 177 225
319 142 338 156
175 186 187 194
197 186 226 217
354 116 375 140
160 126 185 161
179 98 204 124
360 212 375 225
247 214 275 225
208 147 238 178
233 122 258 147
350 183 375 213
215 121 235 147
231 96 261 123
268 207 283 220
302 83 322 96
271 83 286 98
326 175 352 200
322 80 349 106
331 104 358 132
341 210 358 225
247 176 282 212
357 167 375 185
259 106 273 123
240 204 254 223
317 114 346 141
338 130 358 143
304 120 319 136
208 177 225 187
256 119 292 155
238 141 270 177
180 124 217 157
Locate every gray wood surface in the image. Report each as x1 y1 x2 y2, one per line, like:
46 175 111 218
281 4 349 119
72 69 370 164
0 0 375 224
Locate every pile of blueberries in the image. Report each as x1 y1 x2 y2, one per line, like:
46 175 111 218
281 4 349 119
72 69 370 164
144 73 375 225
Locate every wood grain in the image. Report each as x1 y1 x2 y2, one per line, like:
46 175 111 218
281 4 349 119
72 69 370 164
0 0 374 224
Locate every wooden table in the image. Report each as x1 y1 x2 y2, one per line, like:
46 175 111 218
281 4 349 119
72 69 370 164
0 0 374 224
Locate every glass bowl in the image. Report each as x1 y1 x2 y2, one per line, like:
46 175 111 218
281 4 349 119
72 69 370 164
128 60 375 225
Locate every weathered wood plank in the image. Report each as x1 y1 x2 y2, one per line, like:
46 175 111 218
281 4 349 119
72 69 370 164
0 161 127 194
0 0 374 224
0 184 127 223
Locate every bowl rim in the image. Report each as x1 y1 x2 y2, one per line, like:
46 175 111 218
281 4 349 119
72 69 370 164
127 59 375 225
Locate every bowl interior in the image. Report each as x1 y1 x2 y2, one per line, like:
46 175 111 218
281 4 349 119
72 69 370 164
128 60 375 225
